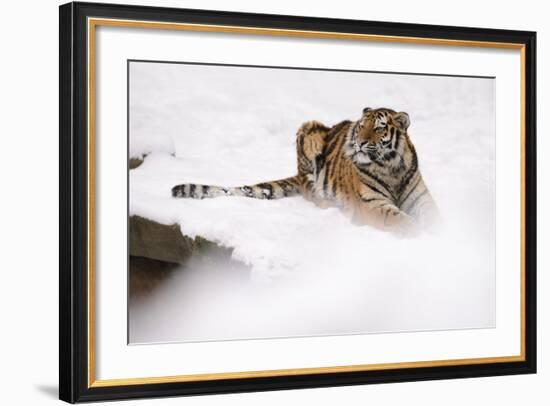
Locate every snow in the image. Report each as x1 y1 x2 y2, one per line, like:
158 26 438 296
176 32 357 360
128 61 495 343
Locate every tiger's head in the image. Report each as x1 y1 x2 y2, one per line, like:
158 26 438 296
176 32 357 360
345 107 411 166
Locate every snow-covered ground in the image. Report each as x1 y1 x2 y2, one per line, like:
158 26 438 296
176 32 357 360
128 61 496 344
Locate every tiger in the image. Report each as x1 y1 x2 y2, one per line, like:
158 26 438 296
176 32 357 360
171 107 439 236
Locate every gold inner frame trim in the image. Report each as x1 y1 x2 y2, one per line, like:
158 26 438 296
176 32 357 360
87 17 527 388
90 355 524 388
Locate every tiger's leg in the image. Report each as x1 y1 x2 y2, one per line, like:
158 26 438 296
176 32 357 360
399 176 441 230
351 191 419 237
295 120 331 206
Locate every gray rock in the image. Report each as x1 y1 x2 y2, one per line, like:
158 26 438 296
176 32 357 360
129 215 195 264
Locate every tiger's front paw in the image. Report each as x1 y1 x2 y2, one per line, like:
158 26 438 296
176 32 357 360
312 198 334 210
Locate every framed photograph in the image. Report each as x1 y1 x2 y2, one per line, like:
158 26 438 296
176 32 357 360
59 1 536 403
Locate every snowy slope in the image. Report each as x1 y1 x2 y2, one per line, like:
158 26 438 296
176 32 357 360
129 61 496 343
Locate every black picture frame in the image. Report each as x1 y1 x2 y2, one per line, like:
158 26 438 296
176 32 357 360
59 1 537 403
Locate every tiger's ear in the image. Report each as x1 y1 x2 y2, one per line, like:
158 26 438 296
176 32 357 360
393 112 410 130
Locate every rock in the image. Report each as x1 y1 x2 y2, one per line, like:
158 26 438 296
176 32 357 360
129 256 179 298
129 215 238 265
129 215 195 264
129 157 144 169
128 217 251 297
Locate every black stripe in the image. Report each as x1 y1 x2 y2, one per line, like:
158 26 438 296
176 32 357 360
315 153 325 174
299 157 311 173
278 180 291 194
171 185 182 197
399 176 421 207
397 140 418 195
405 188 428 212
394 132 401 151
324 135 341 158
308 122 324 132
393 155 406 174
241 186 253 197
189 184 196 198
264 183 274 199
282 179 299 194
323 124 339 145
329 120 352 136
322 161 331 194
363 182 392 200
298 130 306 156
202 185 209 197
399 164 418 195
371 159 385 168
361 197 384 203
331 173 340 197
358 168 396 202
324 122 350 157
256 182 273 199
280 184 289 197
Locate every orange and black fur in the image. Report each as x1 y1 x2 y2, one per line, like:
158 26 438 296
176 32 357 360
172 107 439 236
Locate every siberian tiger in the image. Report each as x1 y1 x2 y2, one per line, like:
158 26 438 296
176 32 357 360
171 107 439 236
